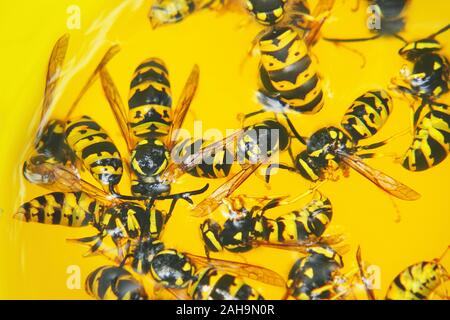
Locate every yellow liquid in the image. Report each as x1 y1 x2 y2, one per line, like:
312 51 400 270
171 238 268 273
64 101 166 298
0 0 449 299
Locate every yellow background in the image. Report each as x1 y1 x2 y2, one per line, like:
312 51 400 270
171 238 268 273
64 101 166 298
0 0 449 299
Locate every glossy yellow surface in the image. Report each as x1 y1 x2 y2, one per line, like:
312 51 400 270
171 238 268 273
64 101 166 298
0 0 449 299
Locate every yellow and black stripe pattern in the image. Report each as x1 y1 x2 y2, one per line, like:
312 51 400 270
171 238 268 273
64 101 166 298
97 202 166 241
128 58 173 141
173 138 233 179
65 116 123 189
386 261 449 300
267 194 333 243
150 249 196 288
287 246 344 300
15 191 101 227
258 26 324 114
402 104 450 171
341 90 393 142
246 0 287 26
188 267 265 300
86 266 147 300
295 127 354 182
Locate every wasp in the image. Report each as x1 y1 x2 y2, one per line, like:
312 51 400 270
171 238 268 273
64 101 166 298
323 0 410 44
200 191 339 257
160 118 293 217
75 238 286 300
385 247 450 300
241 1 335 121
15 167 208 256
265 89 421 201
23 34 120 193
391 25 450 171
149 0 226 28
99 57 200 198
285 245 348 300
86 265 148 300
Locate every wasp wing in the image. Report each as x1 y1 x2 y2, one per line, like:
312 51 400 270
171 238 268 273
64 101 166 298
41 34 70 121
162 129 243 183
191 164 261 217
338 151 421 201
356 246 377 300
305 0 335 46
185 253 286 288
99 67 134 152
166 64 200 150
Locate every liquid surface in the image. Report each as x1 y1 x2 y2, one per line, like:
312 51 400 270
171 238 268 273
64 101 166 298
0 0 449 299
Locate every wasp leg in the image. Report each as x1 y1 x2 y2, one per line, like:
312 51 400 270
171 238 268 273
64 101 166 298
265 163 297 183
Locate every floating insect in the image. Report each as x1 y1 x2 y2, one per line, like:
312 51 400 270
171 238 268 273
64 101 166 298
242 1 335 121
385 247 450 300
99 58 200 198
15 168 208 255
148 0 227 28
323 0 410 44
265 89 421 201
75 239 286 300
23 34 120 193
285 245 351 300
161 118 292 217
86 265 148 300
392 25 450 171
200 191 340 257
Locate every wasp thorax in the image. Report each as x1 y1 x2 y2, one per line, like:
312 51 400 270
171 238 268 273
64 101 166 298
151 250 196 288
307 127 353 155
131 139 169 177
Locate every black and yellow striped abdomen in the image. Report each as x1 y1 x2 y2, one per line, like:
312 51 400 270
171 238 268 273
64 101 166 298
402 105 450 171
341 90 393 142
259 26 324 114
188 268 265 300
173 138 233 179
15 191 101 227
86 266 147 300
386 261 449 300
150 249 196 288
267 194 333 243
287 246 344 300
65 116 123 189
128 58 172 141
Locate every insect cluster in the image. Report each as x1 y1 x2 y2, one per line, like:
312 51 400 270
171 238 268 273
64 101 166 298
15 0 449 300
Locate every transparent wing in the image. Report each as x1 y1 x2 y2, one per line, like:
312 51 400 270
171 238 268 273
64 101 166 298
305 0 335 46
23 161 112 202
185 253 286 288
337 151 421 201
161 129 243 183
99 67 134 152
41 34 70 120
251 233 347 254
191 164 260 217
166 64 200 150
65 44 121 120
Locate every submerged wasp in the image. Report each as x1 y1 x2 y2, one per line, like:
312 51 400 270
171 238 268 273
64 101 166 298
76 238 286 300
242 1 335 120
86 265 148 300
161 117 293 217
200 191 340 257
23 34 121 194
385 247 450 300
15 165 208 254
391 25 450 171
357 246 450 300
99 57 201 198
265 89 421 201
